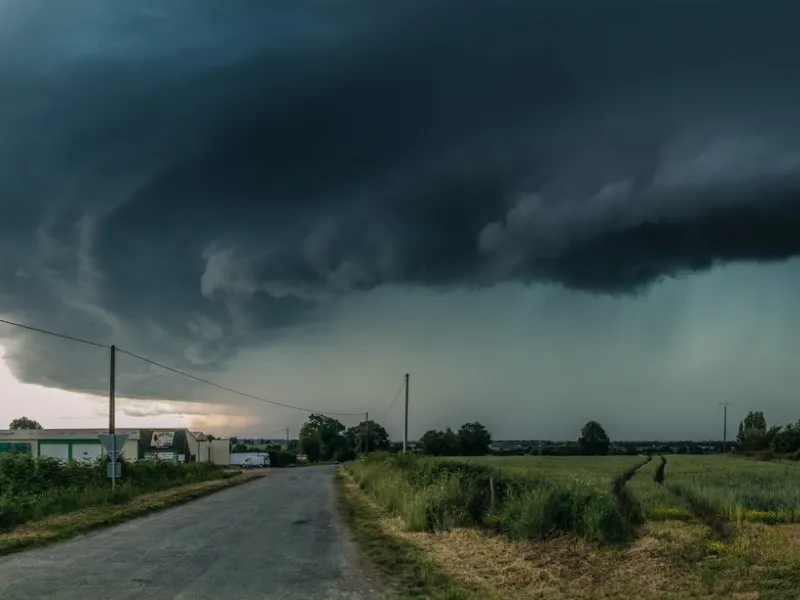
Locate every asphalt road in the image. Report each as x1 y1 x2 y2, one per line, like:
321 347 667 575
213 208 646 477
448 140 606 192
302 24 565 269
0 466 383 600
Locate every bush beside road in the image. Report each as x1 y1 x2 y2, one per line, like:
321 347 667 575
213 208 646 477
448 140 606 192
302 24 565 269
0 454 238 532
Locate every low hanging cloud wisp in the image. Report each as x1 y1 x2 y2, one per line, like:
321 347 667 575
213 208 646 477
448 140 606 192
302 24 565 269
0 0 799 396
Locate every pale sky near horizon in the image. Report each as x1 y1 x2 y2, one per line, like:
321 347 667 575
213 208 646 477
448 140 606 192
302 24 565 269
0 347 188 432
1 1 799 442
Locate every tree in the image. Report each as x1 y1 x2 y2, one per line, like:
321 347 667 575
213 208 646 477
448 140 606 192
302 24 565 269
420 429 443 455
578 420 610 456
439 428 459 455
457 422 492 456
737 411 770 450
771 421 800 454
345 420 390 453
9 417 43 430
739 411 767 433
299 413 347 462
419 428 460 456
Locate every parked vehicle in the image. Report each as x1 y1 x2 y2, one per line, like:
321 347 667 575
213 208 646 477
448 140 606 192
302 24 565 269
242 455 270 468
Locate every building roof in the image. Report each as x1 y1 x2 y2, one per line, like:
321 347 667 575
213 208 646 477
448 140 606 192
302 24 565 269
0 428 142 440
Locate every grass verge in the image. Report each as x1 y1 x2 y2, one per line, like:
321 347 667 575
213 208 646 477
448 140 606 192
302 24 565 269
336 469 488 600
0 471 257 556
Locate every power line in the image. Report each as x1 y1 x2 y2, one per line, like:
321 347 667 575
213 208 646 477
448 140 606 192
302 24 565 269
116 347 364 416
0 315 366 418
0 317 109 349
379 377 407 423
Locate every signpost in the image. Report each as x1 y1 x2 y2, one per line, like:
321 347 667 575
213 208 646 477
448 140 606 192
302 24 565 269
99 433 129 491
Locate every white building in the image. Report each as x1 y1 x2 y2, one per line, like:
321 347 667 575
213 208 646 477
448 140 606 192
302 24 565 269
0 428 231 465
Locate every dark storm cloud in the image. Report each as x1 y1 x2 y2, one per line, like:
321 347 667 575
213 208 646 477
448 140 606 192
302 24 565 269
1 0 800 394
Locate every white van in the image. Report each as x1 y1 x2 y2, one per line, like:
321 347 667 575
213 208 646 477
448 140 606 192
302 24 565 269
242 454 271 468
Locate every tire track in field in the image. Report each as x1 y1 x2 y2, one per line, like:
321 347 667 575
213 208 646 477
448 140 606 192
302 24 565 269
658 457 734 539
653 455 666 484
612 455 652 523
612 454 652 493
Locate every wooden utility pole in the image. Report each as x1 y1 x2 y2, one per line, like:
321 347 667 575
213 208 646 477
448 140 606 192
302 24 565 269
403 373 410 453
109 345 116 435
365 412 369 454
109 344 117 492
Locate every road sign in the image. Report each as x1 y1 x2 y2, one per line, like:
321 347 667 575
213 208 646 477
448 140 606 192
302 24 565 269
106 462 122 478
98 434 129 462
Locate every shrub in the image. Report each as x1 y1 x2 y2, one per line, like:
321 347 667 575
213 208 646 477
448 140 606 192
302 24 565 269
0 454 224 531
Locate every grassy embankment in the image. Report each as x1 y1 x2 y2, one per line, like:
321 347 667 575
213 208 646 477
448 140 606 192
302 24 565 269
340 453 800 599
0 454 256 554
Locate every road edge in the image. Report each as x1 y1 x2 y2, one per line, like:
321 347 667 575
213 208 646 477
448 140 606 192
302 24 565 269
0 472 260 557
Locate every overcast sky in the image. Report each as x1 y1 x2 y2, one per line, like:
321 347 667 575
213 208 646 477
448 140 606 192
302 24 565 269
1 0 799 441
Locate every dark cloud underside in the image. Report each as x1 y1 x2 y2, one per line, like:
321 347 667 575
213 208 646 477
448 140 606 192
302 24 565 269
0 0 799 395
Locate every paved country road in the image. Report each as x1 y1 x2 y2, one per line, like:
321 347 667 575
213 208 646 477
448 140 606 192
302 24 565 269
0 466 383 600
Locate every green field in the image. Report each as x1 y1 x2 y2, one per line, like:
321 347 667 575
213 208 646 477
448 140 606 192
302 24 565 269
458 454 800 524
628 455 800 523
347 452 800 538
342 453 800 599
445 454 643 484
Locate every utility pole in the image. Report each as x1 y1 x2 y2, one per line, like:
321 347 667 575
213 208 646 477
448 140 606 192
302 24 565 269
720 401 732 452
109 344 117 491
109 345 116 435
365 412 369 454
403 373 410 453
286 427 290 451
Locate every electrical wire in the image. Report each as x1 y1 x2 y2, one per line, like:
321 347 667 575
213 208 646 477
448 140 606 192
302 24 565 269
0 315 372 418
116 347 365 416
0 317 109 349
378 376 407 423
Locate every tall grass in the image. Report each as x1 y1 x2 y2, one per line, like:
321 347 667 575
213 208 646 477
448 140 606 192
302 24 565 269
489 481 633 544
0 454 226 531
347 454 639 544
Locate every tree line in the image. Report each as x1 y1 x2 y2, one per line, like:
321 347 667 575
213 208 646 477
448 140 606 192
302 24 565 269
298 414 391 462
295 414 499 461
295 414 616 461
735 411 800 457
